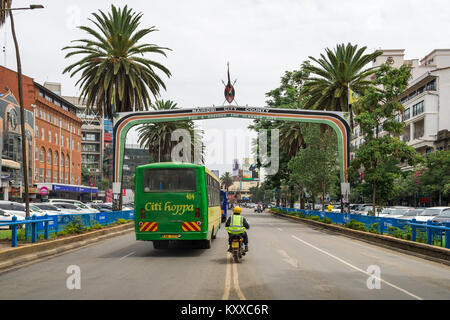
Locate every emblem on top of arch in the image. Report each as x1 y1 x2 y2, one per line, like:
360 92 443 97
222 62 236 105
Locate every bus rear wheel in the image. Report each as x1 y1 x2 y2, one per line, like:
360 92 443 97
153 240 169 250
202 238 211 249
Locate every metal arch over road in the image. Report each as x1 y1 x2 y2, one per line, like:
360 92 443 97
112 105 351 189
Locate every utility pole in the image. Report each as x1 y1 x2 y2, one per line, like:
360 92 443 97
1 5 44 217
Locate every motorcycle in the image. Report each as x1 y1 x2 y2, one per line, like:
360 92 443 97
254 206 262 213
229 234 245 262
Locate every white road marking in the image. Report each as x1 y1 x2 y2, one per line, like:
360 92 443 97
119 251 135 260
277 228 283 231
277 249 298 268
291 235 423 300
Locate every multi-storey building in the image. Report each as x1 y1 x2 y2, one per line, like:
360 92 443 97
61 90 104 181
122 144 151 189
0 66 89 200
351 49 450 158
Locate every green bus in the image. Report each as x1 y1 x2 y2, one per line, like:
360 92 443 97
134 162 221 249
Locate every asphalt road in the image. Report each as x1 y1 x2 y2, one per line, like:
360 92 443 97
0 208 449 300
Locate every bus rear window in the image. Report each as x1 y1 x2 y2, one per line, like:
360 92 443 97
143 169 196 192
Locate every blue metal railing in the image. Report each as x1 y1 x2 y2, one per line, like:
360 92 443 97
0 210 134 248
272 207 450 249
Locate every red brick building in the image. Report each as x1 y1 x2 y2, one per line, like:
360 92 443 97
0 66 82 187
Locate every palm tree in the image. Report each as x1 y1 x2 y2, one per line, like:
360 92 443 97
0 1 11 25
62 4 171 119
137 100 204 163
301 43 382 130
220 172 234 190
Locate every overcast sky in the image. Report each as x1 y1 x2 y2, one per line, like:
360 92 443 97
1 0 450 176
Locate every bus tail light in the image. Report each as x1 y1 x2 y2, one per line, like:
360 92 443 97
140 209 145 219
195 208 200 218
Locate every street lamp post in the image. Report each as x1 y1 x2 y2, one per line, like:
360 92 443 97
1 4 44 217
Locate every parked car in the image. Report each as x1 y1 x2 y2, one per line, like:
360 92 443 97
31 203 62 215
431 209 450 224
51 202 83 214
395 208 425 220
88 202 112 212
354 205 382 216
0 201 30 217
47 199 100 213
379 207 415 218
409 207 450 222
0 209 25 229
122 203 134 211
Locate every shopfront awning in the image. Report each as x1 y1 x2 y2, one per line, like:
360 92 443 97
1 159 21 170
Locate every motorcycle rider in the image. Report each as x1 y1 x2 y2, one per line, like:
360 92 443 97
225 206 250 252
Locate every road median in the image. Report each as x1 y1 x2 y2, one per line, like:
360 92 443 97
271 211 450 266
0 222 134 272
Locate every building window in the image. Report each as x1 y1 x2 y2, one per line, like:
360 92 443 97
34 167 39 181
54 170 58 182
66 155 69 168
46 169 51 183
40 168 44 182
54 152 59 166
40 147 45 162
61 152 64 166
35 125 39 138
66 137 69 148
47 150 52 165
55 133 58 144
404 108 410 120
61 135 64 145
41 128 45 140
426 79 436 91
413 101 424 116
48 130 51 143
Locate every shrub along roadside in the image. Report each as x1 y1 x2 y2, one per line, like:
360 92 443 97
271 208 415 242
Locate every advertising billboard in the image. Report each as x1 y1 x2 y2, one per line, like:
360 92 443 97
242 158 259 181
232 159 240 177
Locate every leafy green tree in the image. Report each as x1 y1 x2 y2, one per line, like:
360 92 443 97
137 100 204 163
249 64 311 205
419 150 450 206
301 43 382 130
62 4 171 119
350 63 421 214
81 166 91 185
288 124 339 211
98 178 111 191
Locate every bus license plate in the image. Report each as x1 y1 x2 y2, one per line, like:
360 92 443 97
232 242 239 248
162 234 180 239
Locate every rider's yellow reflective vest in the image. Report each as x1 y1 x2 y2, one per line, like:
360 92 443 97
225 214 246 234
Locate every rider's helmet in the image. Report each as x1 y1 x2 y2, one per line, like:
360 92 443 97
233 206 242 214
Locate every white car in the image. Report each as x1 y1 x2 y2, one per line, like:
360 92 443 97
411 207 450 222
31 203 62 216
50 202 83 214
0 209 25 229
379 207 415 218
0 201 30 218
395 208 425 220
48 199 100 213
